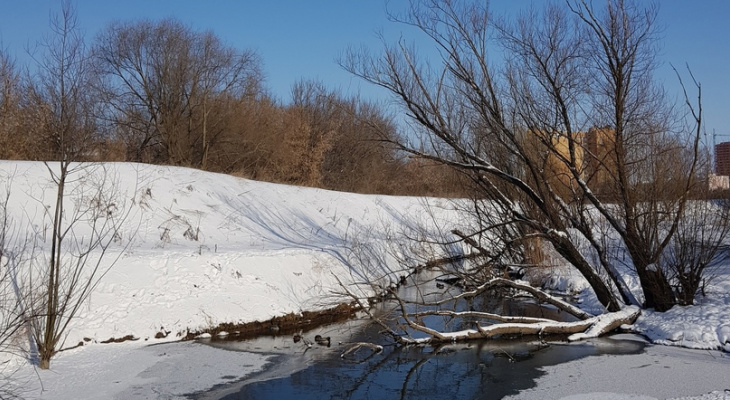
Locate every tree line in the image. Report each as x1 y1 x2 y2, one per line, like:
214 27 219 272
0 10 467 197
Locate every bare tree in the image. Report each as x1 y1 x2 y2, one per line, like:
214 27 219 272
28 1 91 370
276 80 342 186
93 19 263 167
0 49 56 161
0 50 26 160
339 0 710 343
661 141 730 305
278 80 401 191
664 198 730 305
219 93 286 177
320 93 402 194
17 2 138 370
23 163 136 370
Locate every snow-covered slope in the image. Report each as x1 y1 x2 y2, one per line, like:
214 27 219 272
0 161 462 347
2 161 730 352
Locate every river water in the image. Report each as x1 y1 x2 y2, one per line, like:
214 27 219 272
193 314 647 400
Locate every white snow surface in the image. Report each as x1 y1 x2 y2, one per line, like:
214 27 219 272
1 161 729 399
10 341 271 400
508 336 730 400
1 161 449 347
632 271 730 352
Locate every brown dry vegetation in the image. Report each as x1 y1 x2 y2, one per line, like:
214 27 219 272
181 302 360 342
0 24 466 198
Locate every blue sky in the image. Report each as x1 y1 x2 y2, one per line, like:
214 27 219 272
0 1 728 139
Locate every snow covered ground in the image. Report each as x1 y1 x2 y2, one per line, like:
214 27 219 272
508 335 730 400
0 161 728 399
0 161 448 346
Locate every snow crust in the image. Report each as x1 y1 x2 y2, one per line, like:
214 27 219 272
13 340 270 399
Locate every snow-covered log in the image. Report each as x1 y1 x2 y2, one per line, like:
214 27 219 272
408 310 555 325
397 306 640 345
567 306 641 341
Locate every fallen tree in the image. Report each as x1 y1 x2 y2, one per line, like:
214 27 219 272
395 308 641 345
337 268 639 345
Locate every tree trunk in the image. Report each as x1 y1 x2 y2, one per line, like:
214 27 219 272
637 266 676 312
552 237 622 312
40 162 67 370
626 235 677 312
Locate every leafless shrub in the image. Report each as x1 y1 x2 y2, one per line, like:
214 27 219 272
663 199 730 305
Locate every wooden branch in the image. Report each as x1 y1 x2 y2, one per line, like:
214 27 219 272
392 290 448 342
451 229 490 256
408 309 554 324
330 274 404 342
401 277 593 320
489 278 594 320
341 342 383 358
415 251 481 272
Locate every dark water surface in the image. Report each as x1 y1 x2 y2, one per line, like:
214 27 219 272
196 318 646 400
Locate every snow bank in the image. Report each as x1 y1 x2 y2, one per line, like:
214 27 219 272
0 161 465 347
539 259 730 351
632 265 730 351
3 161 729 351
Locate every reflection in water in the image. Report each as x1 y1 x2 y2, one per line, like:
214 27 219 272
198 317 646 400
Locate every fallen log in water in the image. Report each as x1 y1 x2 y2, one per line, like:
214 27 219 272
396 306 641 345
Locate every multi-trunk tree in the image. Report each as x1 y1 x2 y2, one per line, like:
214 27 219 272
93 18 263 168
340 0 723 343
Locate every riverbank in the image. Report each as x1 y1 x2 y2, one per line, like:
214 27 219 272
0 161 438 349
